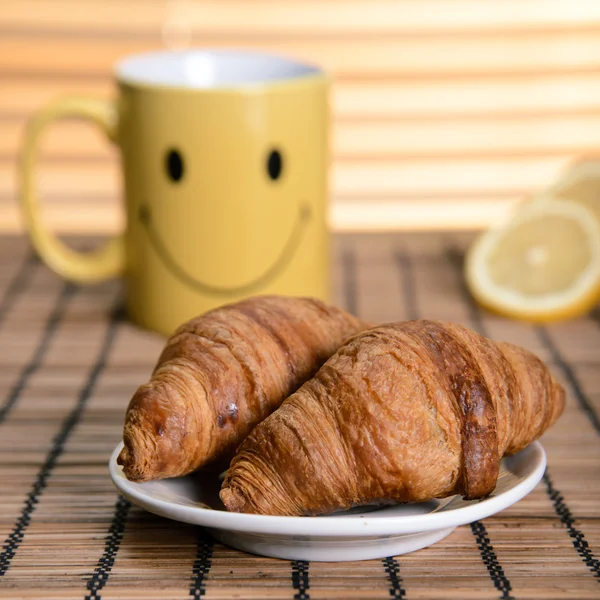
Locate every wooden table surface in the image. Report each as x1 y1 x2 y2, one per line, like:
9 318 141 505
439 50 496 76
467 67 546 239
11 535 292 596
0 233 599 600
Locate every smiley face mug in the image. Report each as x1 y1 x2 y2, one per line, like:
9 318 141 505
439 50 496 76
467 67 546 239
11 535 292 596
20 49 330 335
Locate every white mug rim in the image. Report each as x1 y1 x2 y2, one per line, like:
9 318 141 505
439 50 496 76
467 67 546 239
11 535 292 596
115 48 325 91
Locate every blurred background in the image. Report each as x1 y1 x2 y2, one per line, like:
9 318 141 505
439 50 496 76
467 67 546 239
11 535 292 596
2 0 600 234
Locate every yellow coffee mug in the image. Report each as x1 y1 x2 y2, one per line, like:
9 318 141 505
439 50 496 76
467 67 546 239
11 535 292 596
20 49 330 336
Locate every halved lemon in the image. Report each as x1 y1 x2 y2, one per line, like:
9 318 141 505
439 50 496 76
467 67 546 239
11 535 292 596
465 198 600 322
547 157 600 223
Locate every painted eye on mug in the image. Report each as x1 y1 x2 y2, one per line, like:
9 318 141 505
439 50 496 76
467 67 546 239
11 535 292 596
266 149 283 181
165 149 184 182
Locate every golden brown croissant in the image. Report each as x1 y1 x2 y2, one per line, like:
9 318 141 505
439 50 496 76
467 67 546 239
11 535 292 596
220 320 565 516
117 295 368 482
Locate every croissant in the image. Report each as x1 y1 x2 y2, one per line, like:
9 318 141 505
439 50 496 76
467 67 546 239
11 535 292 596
220 320 565 516
117 295 368 482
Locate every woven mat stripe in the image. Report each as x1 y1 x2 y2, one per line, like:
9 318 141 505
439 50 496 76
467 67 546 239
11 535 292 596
398 247 514 600
387 248 413 600
445 244 600 587
534 326 600 435
291 560 310 600
84 495 131 600
534 325 600 582
83 374 216 598
383 556 406 599
0 299 121 577
0 281 77 424
341 248 357 317
394 249 417 323
542 473 600 581
189 530 214 599
83 496 216 599
344 243 407 597
290 243 359 598
444 248 487 335
0 252 36 330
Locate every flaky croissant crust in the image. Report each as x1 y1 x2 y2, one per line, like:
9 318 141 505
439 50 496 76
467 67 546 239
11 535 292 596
220 320 565 516
117 295 368 482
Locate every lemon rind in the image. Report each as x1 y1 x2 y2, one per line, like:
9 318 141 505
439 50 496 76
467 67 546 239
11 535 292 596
465 199 600 322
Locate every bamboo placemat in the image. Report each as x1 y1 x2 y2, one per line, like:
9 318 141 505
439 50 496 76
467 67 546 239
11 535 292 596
0 233 598 600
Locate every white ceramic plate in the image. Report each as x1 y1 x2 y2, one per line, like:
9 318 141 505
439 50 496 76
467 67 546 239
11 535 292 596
109 441 546 561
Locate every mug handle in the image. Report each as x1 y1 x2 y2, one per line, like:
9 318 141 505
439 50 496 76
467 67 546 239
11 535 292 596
20 96 125 283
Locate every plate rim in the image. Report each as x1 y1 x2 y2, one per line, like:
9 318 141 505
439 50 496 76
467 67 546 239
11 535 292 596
109 441 546 537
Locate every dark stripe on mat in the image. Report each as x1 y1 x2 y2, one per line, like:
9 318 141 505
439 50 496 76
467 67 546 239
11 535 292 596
0 281 77 424
446 244 600 587
394 249 418 321
543 472 600 582
341 248 357 316
445 247 486 333
189 531 214 599
346 248 408 598
535 326 600 436
284 249 362 600
383 556 406 599
84 504 216 600
0 302 121 577
291 560 310 600
0 252 36 329
84 496 131 600
352 248 403 597
445 246 515 600
470 522 514 599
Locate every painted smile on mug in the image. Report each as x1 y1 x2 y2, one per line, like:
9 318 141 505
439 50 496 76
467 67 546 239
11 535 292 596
139 202 311 296
138 148 312 296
